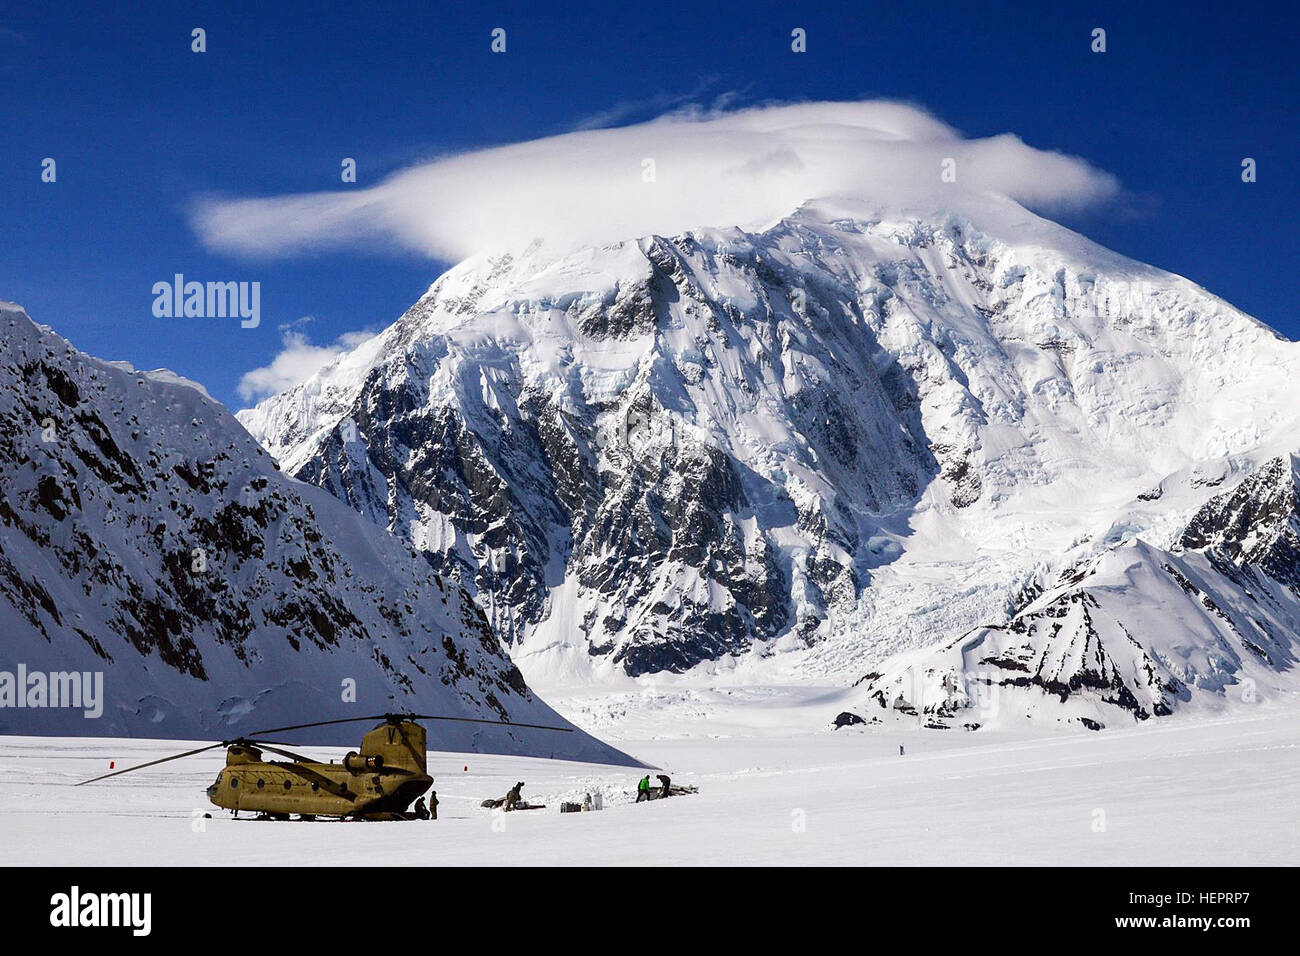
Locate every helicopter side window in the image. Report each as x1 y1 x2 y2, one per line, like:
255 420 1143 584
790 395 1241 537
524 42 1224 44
310 781 319 792
284 780 292 790
230 777 238 788
257 778 265 789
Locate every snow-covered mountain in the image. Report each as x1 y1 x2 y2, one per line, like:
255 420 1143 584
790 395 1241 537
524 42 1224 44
238 195 1300 727
860 454 1300 729
0 301 629 762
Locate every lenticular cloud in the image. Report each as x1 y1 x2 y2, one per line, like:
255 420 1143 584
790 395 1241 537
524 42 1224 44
190 100 1120 261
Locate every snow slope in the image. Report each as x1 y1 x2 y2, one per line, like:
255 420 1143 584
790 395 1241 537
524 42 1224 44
858 454 1300 729
238 195 1300 727
0 302 628 763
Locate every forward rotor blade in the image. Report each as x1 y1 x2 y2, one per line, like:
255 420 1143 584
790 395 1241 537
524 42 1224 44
238 740 314 763
76 742 227 786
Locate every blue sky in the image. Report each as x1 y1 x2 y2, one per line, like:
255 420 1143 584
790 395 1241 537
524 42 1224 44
1 0 1294 411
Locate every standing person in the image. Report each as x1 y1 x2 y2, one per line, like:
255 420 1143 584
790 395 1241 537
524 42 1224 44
429 790 438 820
899 744 905 756
636 774 651 802
656 774 672 799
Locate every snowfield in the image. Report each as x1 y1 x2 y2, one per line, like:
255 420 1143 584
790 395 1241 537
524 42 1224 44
4 699 1297 866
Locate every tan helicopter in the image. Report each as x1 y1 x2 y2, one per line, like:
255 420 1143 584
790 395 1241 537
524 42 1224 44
77 712 571 820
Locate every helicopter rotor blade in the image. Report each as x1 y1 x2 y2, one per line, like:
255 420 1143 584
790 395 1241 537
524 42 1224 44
239 715 389 737
243 712 573 738
76 742 228 786
75 713 575 786
406 714 573 733
236 740 315 763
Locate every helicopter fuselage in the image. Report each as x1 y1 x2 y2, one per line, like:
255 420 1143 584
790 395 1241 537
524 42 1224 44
206 720 432 819
79 712 573 817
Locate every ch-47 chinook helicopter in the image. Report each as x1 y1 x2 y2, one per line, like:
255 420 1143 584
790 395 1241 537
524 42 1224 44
77 712 571 820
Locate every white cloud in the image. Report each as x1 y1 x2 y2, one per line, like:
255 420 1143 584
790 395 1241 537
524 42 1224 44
192 99 1120 263
237 323 373 404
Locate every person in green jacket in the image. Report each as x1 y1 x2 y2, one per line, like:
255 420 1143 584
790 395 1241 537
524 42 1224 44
636 774 651 802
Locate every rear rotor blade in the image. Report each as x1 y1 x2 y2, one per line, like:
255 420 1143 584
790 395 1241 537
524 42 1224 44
406 714 573 733
240 715 393 737
244 712 573 738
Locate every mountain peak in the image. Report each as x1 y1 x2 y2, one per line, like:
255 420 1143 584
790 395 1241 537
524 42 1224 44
237 208 1300 720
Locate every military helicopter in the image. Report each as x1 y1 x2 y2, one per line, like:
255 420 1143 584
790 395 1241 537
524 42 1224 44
77 712 571 820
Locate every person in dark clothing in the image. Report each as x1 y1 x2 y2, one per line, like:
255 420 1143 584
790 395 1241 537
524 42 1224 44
429 790 438 820
412 797 429 820
635 775 651 802
656 774 671 799
504 781 525 811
